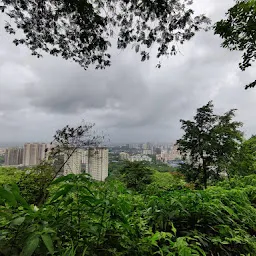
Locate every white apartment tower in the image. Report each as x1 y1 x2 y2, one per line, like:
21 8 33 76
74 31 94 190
82 148 108 181
63 149 82 175
23 143 48 166
4 148 23 166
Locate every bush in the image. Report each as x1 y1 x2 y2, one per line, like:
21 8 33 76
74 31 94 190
1 173 256 255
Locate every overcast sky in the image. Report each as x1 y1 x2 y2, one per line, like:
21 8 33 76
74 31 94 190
0 0 256 146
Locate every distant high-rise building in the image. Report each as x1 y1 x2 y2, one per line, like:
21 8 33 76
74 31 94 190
82 148 108 181
63 149 82 175
4 148 23 166
23 143 49 166
169 144 181 160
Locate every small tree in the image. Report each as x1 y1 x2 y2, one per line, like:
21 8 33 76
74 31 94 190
120 161 153 192
18 122 102 205
177 101 243 189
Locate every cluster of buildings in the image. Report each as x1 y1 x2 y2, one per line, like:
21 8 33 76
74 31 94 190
118 143 181 164
119 152 152 162
3 143 109 181
4 143 49 166
156 144 182 163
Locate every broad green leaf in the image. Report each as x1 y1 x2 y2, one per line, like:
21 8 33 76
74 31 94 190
21 235 39 256
50 184 74 202
12 189 29 209
51 174 75 185
12 216 25 225
0 187 16 206
41 234 54 255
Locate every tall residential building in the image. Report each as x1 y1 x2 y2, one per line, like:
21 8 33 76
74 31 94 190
169 144 182 160
4 148 23 166
82 148 108 181
23 143 49 166
63 149 82 175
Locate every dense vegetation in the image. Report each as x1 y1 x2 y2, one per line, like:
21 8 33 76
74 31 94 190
1 164 256 255
1 102 256 255
0 167 22 184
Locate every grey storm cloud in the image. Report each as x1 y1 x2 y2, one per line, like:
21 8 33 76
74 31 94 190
0 0 256 146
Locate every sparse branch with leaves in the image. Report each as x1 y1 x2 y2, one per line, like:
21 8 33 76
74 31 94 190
0 0 210 69
214 0 256 89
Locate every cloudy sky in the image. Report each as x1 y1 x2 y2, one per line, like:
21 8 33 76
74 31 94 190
0 0 256 146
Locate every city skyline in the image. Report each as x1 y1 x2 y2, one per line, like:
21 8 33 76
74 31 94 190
3 143 109 181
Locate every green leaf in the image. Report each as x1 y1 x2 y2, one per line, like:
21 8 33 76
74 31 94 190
12 216 25 225
21 235 40 256
12 189 29 209
41 234 54 255
171 223 177 235
0 187 17 206
50 184 74 202
51 174 75 185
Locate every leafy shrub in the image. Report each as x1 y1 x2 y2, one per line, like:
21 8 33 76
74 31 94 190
144 171 187 195
1 173 256 255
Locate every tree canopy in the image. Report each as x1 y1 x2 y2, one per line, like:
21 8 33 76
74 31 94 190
214 0 256 89
0 0 209 69
120 161 153 192
177 101 243 188
230 135 256 176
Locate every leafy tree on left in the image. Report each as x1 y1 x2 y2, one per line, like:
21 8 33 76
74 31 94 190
0 0 209 69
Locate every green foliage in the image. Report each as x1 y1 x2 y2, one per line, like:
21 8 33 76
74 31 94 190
145 171 187 195
1 0 209 69
0 167 22 185
119 161 154 192
2 172 256 255
149 160 176 172
17 163 55 205
230 135 256 176
108 160 127 176
2 174 256 255
108 159 175 183
214 0 256 89
178 101 243 188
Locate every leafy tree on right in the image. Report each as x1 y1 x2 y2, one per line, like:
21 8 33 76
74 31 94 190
177 101 243 189
230 135 256 177
214 0 256 89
